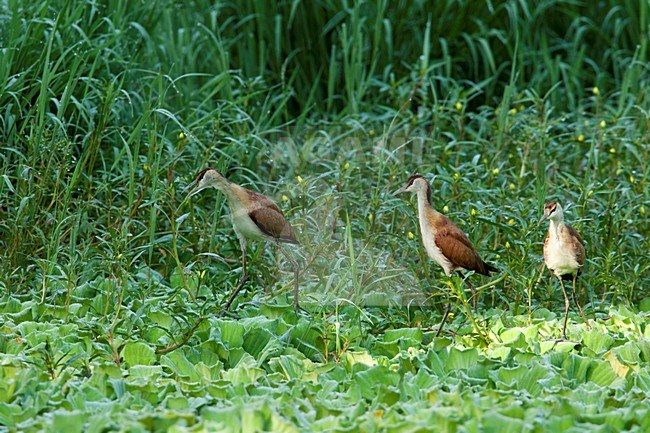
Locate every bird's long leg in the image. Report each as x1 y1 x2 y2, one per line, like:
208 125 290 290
558 276 570 340
464 275 478 309
224 238 248 311
279 245 300 312
436 301 451 337
571 275 591 330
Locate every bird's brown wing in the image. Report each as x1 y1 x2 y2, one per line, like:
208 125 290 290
435 219 493 275
566 224 585 268
247 191 299 244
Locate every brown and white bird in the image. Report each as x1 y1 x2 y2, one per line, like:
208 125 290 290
186 168 300 311
393 174 497 335
539 201 590 339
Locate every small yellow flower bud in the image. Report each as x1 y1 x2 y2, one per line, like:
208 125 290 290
178 132 186 139
443 205 449 213
505 241 510 249
297 175 304 184
616 169 622 175
470 208 477 216
508 183 515 191
455 102 463 111
453 172 460 180
587 190 594 197
282 195 289 202
343 162 350 170
641 206 646 215
492 168 499 175
630 176 635 184
577 134 585 142
507 219 515 226
368 129 375 136
609 148 615 154
600 120 606 129
407 232 415 240
509 108 517 116
593 86 600 96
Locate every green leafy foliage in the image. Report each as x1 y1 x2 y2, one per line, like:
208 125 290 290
1 0 649 431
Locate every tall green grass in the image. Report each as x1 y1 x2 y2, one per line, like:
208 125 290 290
0 0 648 316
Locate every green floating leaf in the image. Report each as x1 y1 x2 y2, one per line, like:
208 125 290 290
161 351 201 383
613 341 641 366
604 350 629 378
129 365 163 380
50 410 83 433
221 353 265 386
354 365 400 401
496 361 552 396
635 368 650 394
481 410 525 433
218 320 245 348
445 347 479 371
0 403 21 427
345 351 378 369
583 328 615 354
560 353 593 382
268 355 311 381
383 328 423 343
243 328 272 358
589 359 620 386
122 341 156 366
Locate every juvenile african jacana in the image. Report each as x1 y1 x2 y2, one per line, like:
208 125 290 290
539 201 590 339
394 174 497 335
186 168 300 311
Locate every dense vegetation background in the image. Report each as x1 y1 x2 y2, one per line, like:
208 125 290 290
0 0 649 431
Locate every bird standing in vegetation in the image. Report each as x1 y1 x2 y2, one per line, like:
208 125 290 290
539 201 590 339
393 174 497 335
186 168 300 311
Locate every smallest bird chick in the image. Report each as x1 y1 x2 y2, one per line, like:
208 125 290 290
539 201 590 339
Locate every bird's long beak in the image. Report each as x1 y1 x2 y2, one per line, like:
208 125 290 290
537 214 549 225
179 180 203 206
392 186 406 196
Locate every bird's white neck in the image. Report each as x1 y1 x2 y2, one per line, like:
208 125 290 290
416 189 439 220
548 218 564 240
